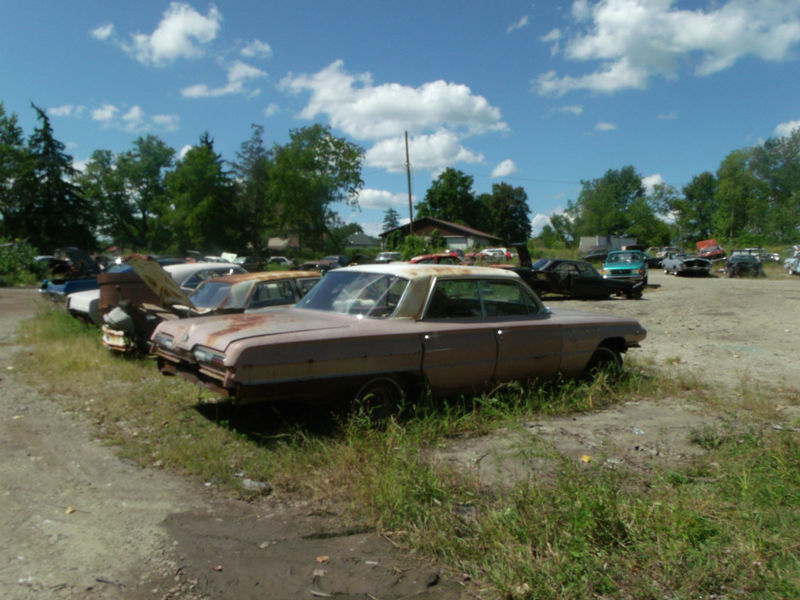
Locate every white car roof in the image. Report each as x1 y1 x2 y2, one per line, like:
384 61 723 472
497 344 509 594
339 262 520 282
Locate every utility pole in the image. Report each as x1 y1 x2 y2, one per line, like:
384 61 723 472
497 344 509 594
405 131 413 235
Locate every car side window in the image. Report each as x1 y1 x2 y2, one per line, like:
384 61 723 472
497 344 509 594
425 279 541 319
479 280 540 317
425 279 481 319
250 280 296 308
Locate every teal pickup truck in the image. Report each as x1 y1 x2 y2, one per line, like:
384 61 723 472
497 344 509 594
601 250 648 286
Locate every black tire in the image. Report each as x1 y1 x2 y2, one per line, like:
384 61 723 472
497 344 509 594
353 375 408 420
643 275 648 286
583 345 622 380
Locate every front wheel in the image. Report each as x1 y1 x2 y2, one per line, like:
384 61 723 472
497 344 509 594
583 345 622 380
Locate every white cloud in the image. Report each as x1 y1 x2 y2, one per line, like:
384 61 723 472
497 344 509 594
531 213 555 235
491 159 517 178
775 119 800 137
241 39 272 58
48 104 86 118
594 121 617 131
356 188 412 211
263 103 279 117
658 110 678 120
535 0 800 96
178 144 193 159
280 60 508 141
152 114 180 131
182 60 266 97
365 130 483 173
89 103 179 133
123 2 222 66
91 104 119 123
91 23 114 41
507 16 529 33
556 104 583 115
642 173 665 195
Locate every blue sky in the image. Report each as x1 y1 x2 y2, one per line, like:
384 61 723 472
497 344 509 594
3 0 800 237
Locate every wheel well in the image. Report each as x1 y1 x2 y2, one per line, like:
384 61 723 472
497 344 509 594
598 337 626 355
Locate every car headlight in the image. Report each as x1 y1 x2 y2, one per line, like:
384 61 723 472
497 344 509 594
152 332 174 350
193 345 226 366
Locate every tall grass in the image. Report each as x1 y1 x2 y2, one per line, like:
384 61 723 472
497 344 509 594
14 306 800 598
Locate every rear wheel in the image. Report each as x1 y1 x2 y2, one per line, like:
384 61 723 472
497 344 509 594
353 375 408 420
584 345 622 380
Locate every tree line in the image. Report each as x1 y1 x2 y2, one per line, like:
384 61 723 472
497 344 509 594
1 102 533 257
539 128 800 250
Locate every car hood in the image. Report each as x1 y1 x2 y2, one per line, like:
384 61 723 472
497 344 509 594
152 307 353 352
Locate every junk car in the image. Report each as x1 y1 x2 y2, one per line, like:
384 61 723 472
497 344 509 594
661 253 713 277
150 264 646 406
601 250 648 285
726 253 766 278
101 256 315 353
513 258 643 299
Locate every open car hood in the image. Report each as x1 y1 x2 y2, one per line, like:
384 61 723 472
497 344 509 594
125 254 195 310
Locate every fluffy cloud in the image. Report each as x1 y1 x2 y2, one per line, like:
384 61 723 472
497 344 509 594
281 60 505 173
281 60 508 141
641 173 665 195
356 188 413 211
241 39 272 59
535 0 800 96
530 213 556 235
491 159 517 178
48 104 86 118
90 23 114 41
775 119 800 137
182 60 266 97
90 103 179 133
594 121 617 131
365 130 483 173
122 2 222 66
507 16 529 33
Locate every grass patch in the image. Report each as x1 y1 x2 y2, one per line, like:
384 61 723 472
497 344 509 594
12 305 800 598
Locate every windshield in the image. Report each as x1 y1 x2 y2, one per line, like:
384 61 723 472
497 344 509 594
296 271 409 318
189 281 232 310
532 259 552 270
606 252 642 264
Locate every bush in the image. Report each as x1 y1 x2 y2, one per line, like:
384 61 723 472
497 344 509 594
0 238 42 286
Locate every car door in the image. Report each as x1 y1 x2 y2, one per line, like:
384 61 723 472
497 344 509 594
420 278 497 392
481 279 563 382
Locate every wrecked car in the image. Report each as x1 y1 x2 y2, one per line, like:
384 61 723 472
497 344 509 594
513 258 643 299
102 257 317 353
726 253 765 278
39 247 102 301
784 256 800 276
696 239 726 261
409 252 467 265
661 253 713 277
150 264 646 406
601 250 648 285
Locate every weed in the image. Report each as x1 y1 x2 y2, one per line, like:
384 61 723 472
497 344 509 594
13 306 800 599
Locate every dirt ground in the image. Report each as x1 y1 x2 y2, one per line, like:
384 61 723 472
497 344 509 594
1 268 799 599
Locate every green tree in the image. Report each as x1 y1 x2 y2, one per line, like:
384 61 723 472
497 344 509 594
232 124 274 255
681 172 718 242
568 166 645 238
416 168 482 227
165 133 236 253
113 135 175 250
479 182 531 243
22 104 95 251
382 207 400 231
76 149 129 248
713 148 767 244
269 124 364 252
0 103 31 242
748 129 800 242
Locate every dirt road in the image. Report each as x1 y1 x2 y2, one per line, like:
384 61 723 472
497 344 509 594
1 269 798 598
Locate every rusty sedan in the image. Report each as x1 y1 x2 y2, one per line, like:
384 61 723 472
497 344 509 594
150 264 646 406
